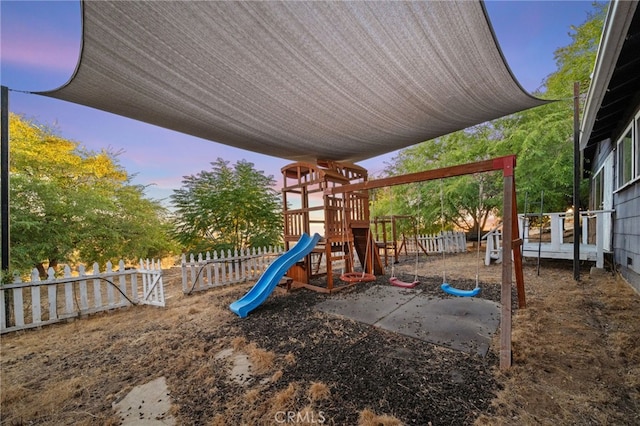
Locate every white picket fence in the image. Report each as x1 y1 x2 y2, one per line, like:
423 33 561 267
0 259 164 334
181 246 283 294
402 231 468 254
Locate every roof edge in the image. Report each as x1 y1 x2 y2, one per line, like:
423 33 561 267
580 0 638 150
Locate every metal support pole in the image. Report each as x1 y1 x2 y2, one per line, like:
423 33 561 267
573 82 581 281
1 85 9 274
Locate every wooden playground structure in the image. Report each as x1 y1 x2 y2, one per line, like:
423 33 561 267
281 161 383 293
281 155 526 369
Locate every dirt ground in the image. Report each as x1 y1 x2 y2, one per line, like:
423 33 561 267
1 249 639 425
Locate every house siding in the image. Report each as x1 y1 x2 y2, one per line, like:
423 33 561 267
581 0 640 294
613 183 640 293
587 116 640 294
592 138 614 173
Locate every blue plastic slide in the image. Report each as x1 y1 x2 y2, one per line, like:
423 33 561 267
229 233 321 318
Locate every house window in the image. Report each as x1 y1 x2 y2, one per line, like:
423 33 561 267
592 167 603 210
617 126 633 188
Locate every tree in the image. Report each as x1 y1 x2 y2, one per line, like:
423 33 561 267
171 158 282 253
492 102 579 211
544 4 609 98
493 3 607 211
9 114 176 276
373 124 503 235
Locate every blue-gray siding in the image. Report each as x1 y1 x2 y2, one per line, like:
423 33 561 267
614 183 640 293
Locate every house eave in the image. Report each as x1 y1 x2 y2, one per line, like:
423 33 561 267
580 0 638 152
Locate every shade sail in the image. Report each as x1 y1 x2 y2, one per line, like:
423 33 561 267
39 1 545 163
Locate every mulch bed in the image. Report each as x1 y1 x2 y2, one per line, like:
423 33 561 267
4 252 637 425
1 254 523 425
228 264 505 425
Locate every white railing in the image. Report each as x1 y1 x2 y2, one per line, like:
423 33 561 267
483 224 503 266
0 259 164 334
481 210 614 268
520 210 613 248
181 246 283 294
401 231 467 255
519 210 613 268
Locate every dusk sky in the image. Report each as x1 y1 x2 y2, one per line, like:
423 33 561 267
1 1 601 205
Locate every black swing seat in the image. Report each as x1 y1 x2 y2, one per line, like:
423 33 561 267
390 277 419 288
440 283 480 297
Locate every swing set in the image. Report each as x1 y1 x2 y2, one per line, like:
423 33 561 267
325 155 526 370
378 180 484 293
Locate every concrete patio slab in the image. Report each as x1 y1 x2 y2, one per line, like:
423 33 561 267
315 285 500 356
315 285 418 324
376 297 500 356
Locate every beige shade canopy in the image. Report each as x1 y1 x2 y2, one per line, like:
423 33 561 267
40 0 545 163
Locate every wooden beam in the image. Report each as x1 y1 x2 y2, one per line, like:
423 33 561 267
501 174 514 370
325 155 516 195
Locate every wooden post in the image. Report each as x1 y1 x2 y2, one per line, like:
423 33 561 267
380 218 389 266
512 178 526 309
596 211 605 269
392 216 399 263
501 169 514 370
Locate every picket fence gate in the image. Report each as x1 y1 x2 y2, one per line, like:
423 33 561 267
182 246 283 294
0 259 164 334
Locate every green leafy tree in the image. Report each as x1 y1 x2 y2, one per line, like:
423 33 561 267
171 158 282 253
8 114 176 276
492 102 578 211
493 3 607 211
544 4 609 98
374 124 503 235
